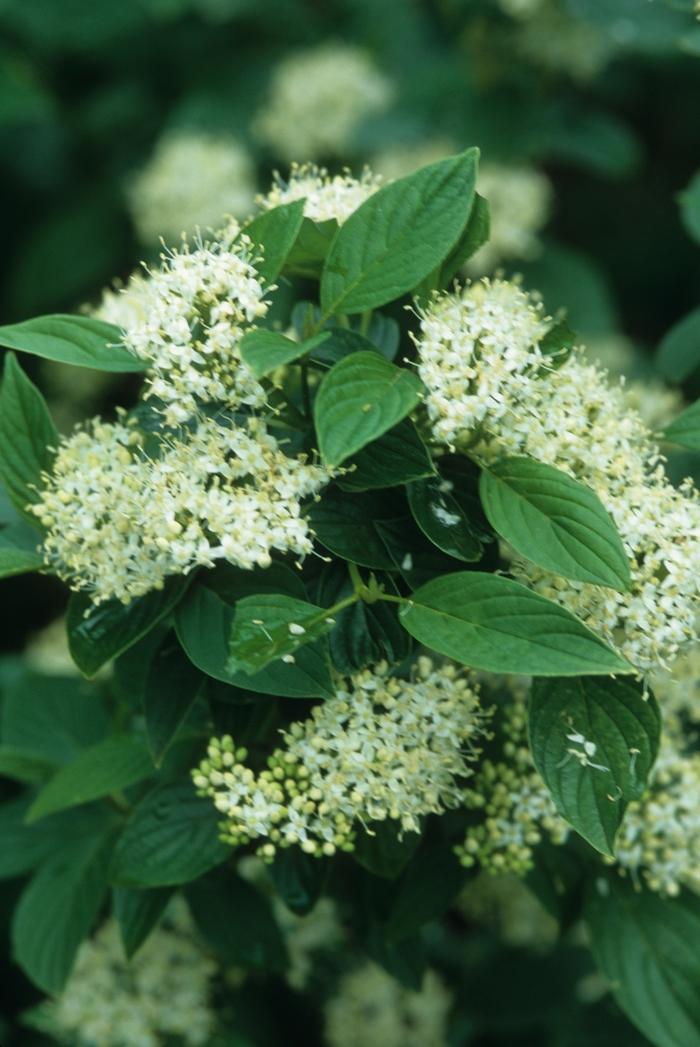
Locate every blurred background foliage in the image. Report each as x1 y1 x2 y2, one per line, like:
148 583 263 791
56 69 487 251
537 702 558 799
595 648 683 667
0 1 699 1043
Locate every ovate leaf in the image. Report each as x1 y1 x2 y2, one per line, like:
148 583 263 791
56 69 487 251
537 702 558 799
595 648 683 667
244 199 305 283
664 399 700 451
678 170 700 246
320 148 478 315
228 593 337 675
0 536 43 578
407 475 482 562
585 875 700 1047
113 886 173 959
529 677 660 855
338 419 435 492
111 781 229 888
308 489 400 570
0 315 144 371
656 307 700 382
479 457 630 591
239 328 330 378
399 572 632 676
143 636 203 765
27 736 155 823
0 352 58 520
67 576 191 677
314 351 423 466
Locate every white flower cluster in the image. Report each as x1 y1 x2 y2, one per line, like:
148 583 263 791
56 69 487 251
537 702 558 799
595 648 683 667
127 130 256 244
324 963 452 1047
31 413 330 605
194 659 489 858
612 732 700 897
254 43 393 161
44 913 216 1047
121 227 268 426
496 0 546 16
259 164 382 225
467 163 551 274
651 642 700 725
415 278 700 672
372 138 458 181
514 4 613 82
458 873 558 948
93 271 152 331
457 690 567 875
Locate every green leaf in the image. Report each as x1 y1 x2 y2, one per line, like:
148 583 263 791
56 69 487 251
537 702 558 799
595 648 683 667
529 677 660 855
228 593 338 675
0 315 145 372
239 328 330 378
314 352 423 467
585 875 700 1047
320 148 479 315
309 327 378 366
186 868 287 971
407 475 483 562
0 798 108 880
416 191 490 296
0 745 56 784
66 576 191 677
329 594 411 674
144 636 203 765
0 352 58 521
175 577 335 699
244 199 305 283
678 170 700 245
399 572 632 676
27 736 155 823
111 781 229 888
12 825 117 992
0 526 43 578
269 849 329 916
479 457 630 591
353 822 422 880
338 419 435 492
284 216 338 278
113 886 173 959
385 843 466 942
656 307 700 382
539 319 576 368
1 671 108 764
664 398 700 451
309 489 400 570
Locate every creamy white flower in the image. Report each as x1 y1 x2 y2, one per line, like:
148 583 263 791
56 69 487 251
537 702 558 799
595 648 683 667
119 225 268 426
467 164 551 274
415 278 700 672
515 5 613 81
651 642 700 724
31 413 331 605
44 909 216 1047
194 659 489 857
127 130 256 244
254 43 392 161
258 164 382 225
93 271 152 331
324 963 452 1047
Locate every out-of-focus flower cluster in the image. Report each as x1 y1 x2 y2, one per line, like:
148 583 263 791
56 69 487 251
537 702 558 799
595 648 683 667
324 963 452 1047
254 44 393 161
467 164 551 274
127 130 256 244
415 277 700 672
194 659 489 858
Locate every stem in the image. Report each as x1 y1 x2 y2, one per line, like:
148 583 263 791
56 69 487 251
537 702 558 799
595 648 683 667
300 358 312 419
348 561 365 595
325 592 360 617
375 592 407 605
359 310 373 337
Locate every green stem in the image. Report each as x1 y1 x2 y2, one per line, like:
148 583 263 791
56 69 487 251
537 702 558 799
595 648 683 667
300 358 312 419
359 310 373 337
375 592 407 605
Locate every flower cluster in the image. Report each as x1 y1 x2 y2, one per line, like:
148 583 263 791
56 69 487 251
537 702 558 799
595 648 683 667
120 226 268 426
93 271 152 330
458 872 558 948
612 732 700 897
254 44 393 161
496 0 545 16
415 278 700 672
324 963 452 1047
457 690 567 875
514 3 613 82
372 138 458 181
41 912 217 1047
127 130 256 244
31 413 330 605
194 659 489 858
467 163 551 274
651 642 700 725
258 164 382 224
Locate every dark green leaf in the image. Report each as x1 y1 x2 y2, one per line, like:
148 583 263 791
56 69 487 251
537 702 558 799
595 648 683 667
664 398 700 451
239 328 330 378
479 457 630 591
0 352 58 521
320 148 478 315
353 822 422 880
407 475 483 562
309 489 400 570
67 576 191 677
399 572 632 676
1 671 108 764
244 199 305 283
0 315 144 371
529 677 660 855
113 886 173 959
284 217 338 278
385 844 466 941
338 419 434 492
678 170 700 245
309 327 377 366
0 527 43 578
228 593 337 675
656 307 700 382
314 352 423 467
269 849 329 917
585 875 700 1047
416 191 490 296
27 736 155 823
0 798 108 880
144 636 203 765
111 781 229 888
12 825 117 992
0 746 56 784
